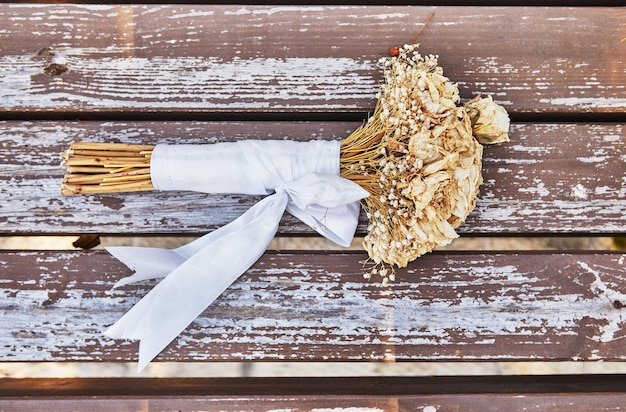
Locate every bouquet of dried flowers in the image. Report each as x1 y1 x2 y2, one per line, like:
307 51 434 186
62 44 509 282
61 43 510 370
339 45 509 282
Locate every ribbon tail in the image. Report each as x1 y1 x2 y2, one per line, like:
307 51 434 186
105 193 289 372
106 247 185 287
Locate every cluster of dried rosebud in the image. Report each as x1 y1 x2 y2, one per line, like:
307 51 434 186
362 44 510 284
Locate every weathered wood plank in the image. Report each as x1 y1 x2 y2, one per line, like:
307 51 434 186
0 121 623 235
1 250 625 362
2 376 626 411
2 0 623 6
5 375 626 396
1 5 624 115
2 393 626 412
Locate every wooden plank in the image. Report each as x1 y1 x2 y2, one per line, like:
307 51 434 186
2 396 625 412
0 5 624 116
2 0 623 6
2 394 626 412
2 376 626 411
4 375 626 396
1 250 625 362
0 121 624 235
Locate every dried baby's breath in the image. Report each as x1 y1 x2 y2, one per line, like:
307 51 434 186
340 44 509 283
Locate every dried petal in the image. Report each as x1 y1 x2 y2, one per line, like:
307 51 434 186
465 95 511 144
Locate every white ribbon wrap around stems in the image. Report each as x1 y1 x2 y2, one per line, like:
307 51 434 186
104 140 369 371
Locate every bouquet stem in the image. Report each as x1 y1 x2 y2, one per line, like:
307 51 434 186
61 131 383 196
61 142 154 195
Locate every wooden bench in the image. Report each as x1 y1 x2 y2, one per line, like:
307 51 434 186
1 2 625 410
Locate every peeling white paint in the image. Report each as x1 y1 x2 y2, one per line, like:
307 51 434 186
253 6 326 16
166 10 215 19
577 155 609 164
3 251 626 362
0 4 622 116
578 261 626 342
540 97 626 109
518 179 550 197
571 184 588 200
0 54 377 110
310 408 384 412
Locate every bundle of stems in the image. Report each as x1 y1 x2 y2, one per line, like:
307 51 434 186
61 108 390 197
61 142 155 195
60 136 383 196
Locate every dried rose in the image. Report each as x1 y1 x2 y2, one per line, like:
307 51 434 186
465 95 511 144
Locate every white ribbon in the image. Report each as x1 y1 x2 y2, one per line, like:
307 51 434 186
104 140 369 371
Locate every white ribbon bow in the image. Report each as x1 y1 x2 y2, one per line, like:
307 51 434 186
104 140 369 371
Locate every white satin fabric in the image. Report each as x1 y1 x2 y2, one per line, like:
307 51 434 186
104 140 369 371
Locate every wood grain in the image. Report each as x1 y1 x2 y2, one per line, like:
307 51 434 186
0 121 623 235
4 375 626 396
2 249 625 362
2 394 626 412
0 5 624 116
2 375 626 411
3 377 626 411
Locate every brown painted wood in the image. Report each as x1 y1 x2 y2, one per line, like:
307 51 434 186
2 376 626 411
1 5 624 116
3 0 624 6
0 121 623 235
3 394 626 412
2 249 625 362
4 375 626 396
